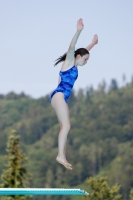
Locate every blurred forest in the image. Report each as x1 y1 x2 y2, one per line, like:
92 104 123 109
0 76 133 200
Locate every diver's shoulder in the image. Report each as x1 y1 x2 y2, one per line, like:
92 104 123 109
60 60 75 72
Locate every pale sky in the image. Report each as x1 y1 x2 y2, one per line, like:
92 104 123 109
0 0 133 98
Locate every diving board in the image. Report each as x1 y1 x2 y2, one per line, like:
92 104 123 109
0 188 89 195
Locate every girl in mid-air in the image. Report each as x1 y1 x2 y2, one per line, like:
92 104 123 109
50 18 98 170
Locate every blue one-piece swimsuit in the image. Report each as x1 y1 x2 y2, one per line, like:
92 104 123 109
50 66 78 103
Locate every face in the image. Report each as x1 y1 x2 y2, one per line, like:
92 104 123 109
78 54 90 66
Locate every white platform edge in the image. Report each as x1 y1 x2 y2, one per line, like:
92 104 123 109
0 188 89 195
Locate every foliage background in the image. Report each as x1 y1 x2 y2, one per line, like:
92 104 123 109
0 78 133 200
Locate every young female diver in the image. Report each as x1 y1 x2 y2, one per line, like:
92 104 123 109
50 18 98 170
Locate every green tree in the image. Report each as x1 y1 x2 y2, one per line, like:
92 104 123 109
84 176 122 200
129 188 133 200
0 130 32 200
109 79 118 92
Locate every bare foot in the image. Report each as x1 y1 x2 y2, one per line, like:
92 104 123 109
56 156 72 170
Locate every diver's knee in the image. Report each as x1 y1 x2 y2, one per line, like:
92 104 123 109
61 123 71 131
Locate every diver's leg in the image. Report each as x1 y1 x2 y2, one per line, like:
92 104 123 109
51 92 72 169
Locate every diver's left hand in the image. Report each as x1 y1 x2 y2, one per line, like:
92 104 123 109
92 34 98 45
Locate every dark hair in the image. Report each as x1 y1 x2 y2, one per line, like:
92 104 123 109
54 48 89 66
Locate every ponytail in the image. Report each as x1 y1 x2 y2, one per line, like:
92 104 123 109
54 52 67 66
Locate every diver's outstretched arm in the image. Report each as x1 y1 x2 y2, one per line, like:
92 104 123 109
65 18 84 62
86 34 98 51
